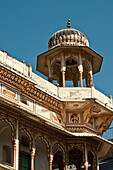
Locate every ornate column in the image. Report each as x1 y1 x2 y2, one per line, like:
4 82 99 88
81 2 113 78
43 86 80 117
61 54 66 87
89 64 93 87
63 160 68 170
31 148 36 170
97 157 100 170
84 143 88 170
13 119 19 170
62 70 66 87
63 158 68 169
63 145 68 170
50 154 53 170
78 53 83 87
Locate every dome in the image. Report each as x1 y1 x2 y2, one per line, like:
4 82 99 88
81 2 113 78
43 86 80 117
48 19 89 49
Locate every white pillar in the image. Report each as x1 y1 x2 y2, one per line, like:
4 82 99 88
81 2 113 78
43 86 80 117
13 119 19 170
61 54 66 87
31 148 36 170
62 70 66 87
79 70 83 87
64 157 68 170
84 143 88 170
97 157 100 170
89 67 93 87
50 154 53 170
97 164 100 170
78 53 83 87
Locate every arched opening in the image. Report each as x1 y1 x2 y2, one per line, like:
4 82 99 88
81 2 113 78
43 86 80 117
19 130 31 170
52 150 64 170
35 138 49 170
3 145 11 164
52 143 64 170
0 120 13 166
68 147 83 170
49 59 61 86
66 57 78 87
88 151 95 170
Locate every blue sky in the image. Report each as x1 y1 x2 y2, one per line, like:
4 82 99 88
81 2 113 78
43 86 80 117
0 0 113 97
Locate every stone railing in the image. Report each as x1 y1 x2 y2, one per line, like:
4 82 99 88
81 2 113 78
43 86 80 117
58 87 92 99
0 51 58 97
93 88 112 107
58 87 112 107
31 73 57 97
0 51 29 77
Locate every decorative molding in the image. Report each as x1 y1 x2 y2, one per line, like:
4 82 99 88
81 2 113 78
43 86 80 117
0 65 61 113
0 112 15 139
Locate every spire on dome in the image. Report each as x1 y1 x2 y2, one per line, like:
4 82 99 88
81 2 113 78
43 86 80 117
67 18 71 28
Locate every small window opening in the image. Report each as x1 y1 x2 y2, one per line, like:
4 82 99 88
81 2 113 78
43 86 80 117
3 145 11 164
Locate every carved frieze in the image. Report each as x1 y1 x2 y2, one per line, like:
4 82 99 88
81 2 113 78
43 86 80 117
1 84 18 100
0 65 61 113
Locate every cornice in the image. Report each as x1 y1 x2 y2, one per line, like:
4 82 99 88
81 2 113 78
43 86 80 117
0 65 61 113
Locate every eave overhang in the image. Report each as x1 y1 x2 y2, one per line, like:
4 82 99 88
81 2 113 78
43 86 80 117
67 132 113 160
37 45 103 76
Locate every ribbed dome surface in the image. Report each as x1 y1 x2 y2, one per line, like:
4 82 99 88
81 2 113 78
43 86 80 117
48 27 89 49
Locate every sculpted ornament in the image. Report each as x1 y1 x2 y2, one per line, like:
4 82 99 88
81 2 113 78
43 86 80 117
92 105 101 113
95 117 112 134
69 113 79 124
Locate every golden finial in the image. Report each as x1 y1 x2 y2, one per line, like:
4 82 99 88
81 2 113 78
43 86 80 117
67 18 71 28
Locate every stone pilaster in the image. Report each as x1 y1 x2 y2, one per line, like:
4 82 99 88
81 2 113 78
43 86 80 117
49 154 53 170
31 148 36 170
84 143 88 170
78 53 83 87
13 139 19 170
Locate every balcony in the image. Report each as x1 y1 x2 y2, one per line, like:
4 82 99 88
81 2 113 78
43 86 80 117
58 87 112 107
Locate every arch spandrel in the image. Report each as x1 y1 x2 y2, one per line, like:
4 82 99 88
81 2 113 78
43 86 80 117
35 135 50 157
0 115 15 140
19 128 32 152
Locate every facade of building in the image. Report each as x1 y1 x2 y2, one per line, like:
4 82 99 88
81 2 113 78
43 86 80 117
100 123 113 169
0 19 113 170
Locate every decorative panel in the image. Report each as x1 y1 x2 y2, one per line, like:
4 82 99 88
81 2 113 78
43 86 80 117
68 112 80 124
52 112 61 124
1 84 18 100
36 104 51 120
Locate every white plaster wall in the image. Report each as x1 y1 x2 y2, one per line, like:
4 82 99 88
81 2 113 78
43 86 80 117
36 104 51 120
58 87 91 99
